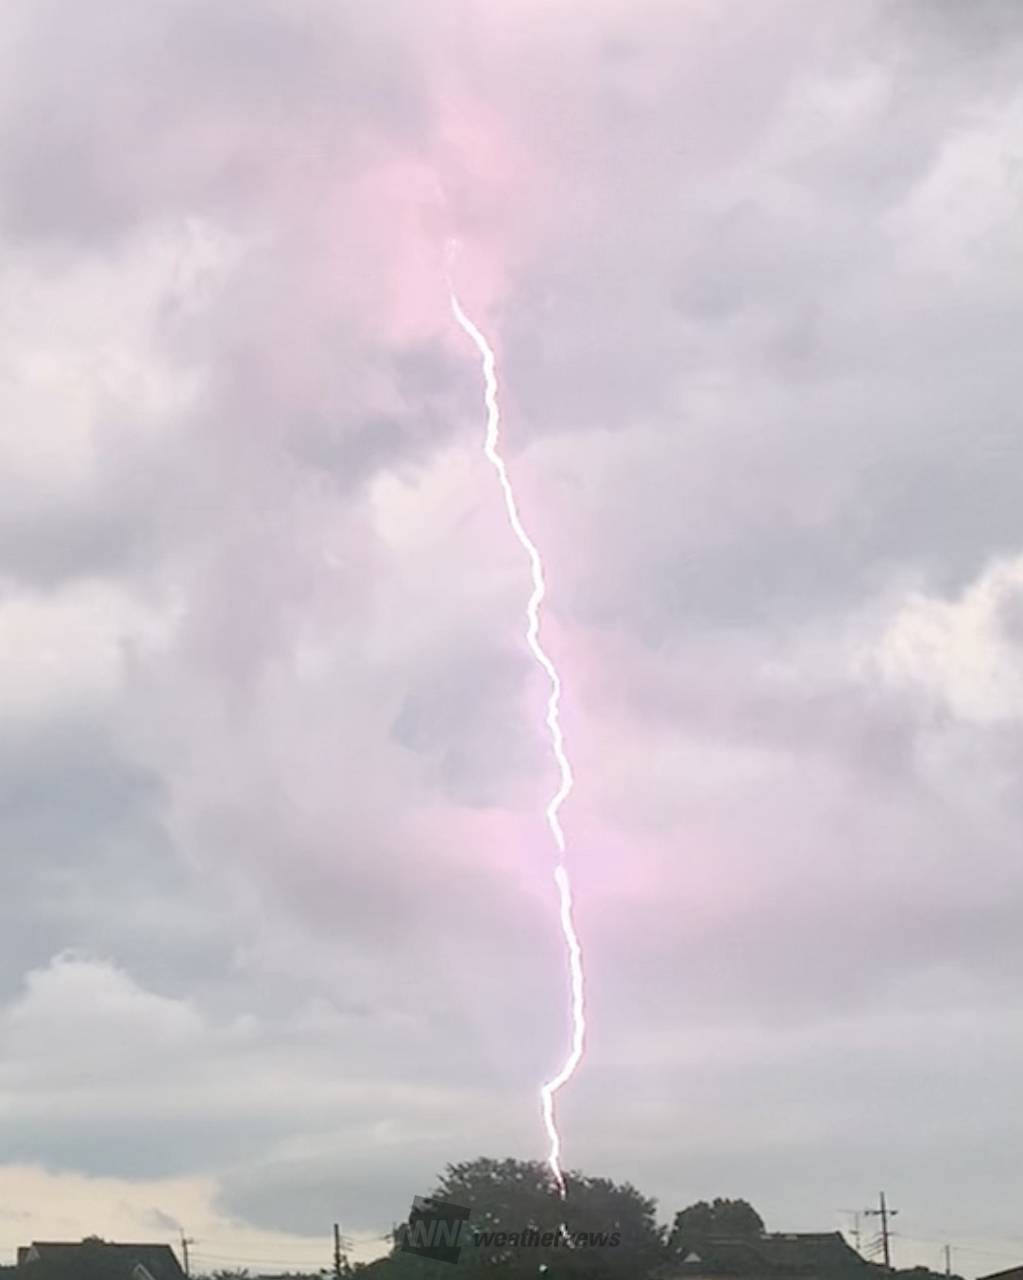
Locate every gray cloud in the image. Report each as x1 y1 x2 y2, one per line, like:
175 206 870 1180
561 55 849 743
0 0 427 247
3 0 1023 1271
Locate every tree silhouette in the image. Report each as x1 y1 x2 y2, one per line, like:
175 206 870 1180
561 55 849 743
360 1156 664 1280
669 1199 765 1255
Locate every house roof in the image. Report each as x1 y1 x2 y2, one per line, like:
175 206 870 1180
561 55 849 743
660 1232 874 1280
976 1268 1023 1280
19 1241 185 1280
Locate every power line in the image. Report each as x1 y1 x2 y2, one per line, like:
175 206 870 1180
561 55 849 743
189 1250 329 1267
190 1262 328 1274
898 1235 1023 1263
189 1250 328 1261
839 1210 863 1255
186 1243 330 1261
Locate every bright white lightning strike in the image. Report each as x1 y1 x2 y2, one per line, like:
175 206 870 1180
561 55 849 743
448 271 586 1199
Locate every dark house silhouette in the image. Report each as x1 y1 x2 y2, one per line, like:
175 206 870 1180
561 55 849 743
657 1232 875 1280
15 1241 186 1280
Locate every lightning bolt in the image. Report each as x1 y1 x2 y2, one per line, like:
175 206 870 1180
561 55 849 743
447 256 586 1199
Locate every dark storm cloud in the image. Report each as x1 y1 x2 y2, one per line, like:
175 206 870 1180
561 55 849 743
3 0 1023 1268
0 498 157 588
288 342 476 493
215 1146 446 1237
391 642 543 805
0 712 236 1004
501 10 1023 631
0 0 427 247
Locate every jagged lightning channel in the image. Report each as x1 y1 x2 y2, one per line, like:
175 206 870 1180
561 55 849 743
448 279 586 1199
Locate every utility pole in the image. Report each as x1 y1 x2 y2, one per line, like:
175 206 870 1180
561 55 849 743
333 1223 352 1279
944 1244 952 1278
865 1192 898 1270
179 1231 194 1279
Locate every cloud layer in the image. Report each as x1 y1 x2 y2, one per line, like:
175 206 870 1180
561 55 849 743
3 0 1023 1274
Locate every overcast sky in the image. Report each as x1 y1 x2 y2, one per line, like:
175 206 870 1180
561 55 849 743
2 0 1023 1275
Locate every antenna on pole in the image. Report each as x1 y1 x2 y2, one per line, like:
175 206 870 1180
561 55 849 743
839 1211 863 1255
